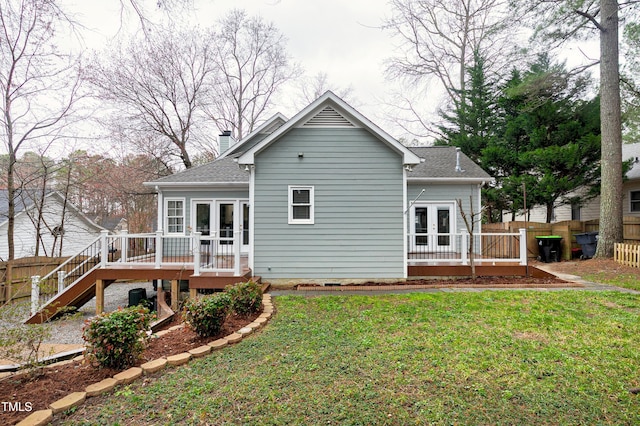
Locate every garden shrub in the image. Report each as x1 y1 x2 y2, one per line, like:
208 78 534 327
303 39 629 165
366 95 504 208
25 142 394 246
225 280 263 315
182 292 231 337
83 305 152 369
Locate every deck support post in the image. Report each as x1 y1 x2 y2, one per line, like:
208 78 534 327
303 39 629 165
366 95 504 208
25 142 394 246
155 230 163 269
156 281 165 318
193 232 201 276
171 279 179 311
519 229 528 265
234 231 241 276
95 279 104 315
189 288 197 300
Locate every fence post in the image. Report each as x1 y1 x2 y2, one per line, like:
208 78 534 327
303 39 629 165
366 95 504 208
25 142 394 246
121 230 128 263
460 231 468 265
234 231 241 276
100 230 109 267
193 232 201 276
155 230 163 269
57 270 66 294
30 275 40 315
519 229 527 265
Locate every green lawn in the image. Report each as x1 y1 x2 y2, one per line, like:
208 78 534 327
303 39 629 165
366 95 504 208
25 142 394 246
584 272 640 292
60 291 639 425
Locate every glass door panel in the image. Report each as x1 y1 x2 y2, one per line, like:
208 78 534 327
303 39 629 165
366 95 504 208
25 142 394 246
219 203 234 245
437 207 451 246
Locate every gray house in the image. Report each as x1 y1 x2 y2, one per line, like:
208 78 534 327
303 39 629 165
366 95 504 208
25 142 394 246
148 92 492 284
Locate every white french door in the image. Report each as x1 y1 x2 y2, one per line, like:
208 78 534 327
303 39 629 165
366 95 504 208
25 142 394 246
410 202 455 252
192 200 249 254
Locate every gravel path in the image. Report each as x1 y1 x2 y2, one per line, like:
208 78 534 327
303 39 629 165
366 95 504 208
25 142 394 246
42 281 156 345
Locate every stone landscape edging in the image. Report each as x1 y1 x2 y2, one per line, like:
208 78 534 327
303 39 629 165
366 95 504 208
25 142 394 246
16 293 274 426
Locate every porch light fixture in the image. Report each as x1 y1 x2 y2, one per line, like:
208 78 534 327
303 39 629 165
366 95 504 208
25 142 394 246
244 164 250 171
298 152 304 158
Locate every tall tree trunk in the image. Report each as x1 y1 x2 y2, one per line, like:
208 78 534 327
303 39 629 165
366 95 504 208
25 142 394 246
595 0 623 258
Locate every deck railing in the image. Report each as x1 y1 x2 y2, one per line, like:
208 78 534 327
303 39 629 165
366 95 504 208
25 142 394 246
29 230 244 316
103 230 243 275
407 229 527 265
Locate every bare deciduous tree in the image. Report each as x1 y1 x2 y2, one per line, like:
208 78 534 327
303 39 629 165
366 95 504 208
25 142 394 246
88 26 218 169
207 9 301 140
293 72 355 109
0 0 83 260
383 0 514 137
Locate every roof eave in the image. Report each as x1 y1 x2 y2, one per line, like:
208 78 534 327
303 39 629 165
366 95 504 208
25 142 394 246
408 177 494 184
143 181 249 189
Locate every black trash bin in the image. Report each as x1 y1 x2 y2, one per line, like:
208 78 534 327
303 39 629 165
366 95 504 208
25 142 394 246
574 231 598 259
536 236 563 263
128 288 147 307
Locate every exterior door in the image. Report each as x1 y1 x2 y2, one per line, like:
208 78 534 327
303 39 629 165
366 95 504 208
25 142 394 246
215 201 250 254
410 203 454 251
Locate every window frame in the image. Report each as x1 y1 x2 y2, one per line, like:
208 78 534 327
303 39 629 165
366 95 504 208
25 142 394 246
631 190 640 213
165 198 186 234
288 185 314 225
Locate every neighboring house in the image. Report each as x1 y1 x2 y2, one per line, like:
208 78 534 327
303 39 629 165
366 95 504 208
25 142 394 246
147 91 492 283
507 143 640 223
0 190 105 260
94 215 128 234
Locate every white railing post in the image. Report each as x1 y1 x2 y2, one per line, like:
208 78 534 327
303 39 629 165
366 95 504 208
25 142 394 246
155 230 163 268
234 230 241 276
460 231 469 265
57 270 66 293
31 275 40 315
193 232 201 276
121 230 128 263
519 228 528 265
100 230 109 267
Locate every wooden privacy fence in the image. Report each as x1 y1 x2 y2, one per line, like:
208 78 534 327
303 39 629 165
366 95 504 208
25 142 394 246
0 256 67 304
486 217 640 260
614 242 640 268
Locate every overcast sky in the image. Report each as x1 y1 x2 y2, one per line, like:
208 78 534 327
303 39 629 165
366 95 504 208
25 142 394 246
63 0 599 144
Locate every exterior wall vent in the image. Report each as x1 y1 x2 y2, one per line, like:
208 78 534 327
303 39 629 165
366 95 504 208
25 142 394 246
302 106 357 128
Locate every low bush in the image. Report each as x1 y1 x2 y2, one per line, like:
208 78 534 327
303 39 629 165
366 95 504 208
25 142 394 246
182 292 231 337
82 306 153 369
225 280 263 315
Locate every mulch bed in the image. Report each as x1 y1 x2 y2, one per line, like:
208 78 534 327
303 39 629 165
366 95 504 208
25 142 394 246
296 275 570 290
0 312 259 425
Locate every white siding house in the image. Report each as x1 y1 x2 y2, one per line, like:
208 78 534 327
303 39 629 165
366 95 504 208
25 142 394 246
507 143 640 223
0 190 105 260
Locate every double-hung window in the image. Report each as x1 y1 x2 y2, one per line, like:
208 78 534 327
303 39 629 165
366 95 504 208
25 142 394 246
631 191 640 213
166 199 185 233
289 186 314 224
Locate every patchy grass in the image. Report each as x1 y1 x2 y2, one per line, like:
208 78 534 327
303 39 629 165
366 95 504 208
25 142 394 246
584 272 640 292
58 292 640 425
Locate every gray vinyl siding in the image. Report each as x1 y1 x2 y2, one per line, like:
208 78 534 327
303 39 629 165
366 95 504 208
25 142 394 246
253 127 405 279
407 183 481 234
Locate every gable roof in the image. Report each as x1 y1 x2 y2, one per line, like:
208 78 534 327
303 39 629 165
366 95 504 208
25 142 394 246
407 147 493 183
238 91 422 166
217 113 288 160
0 189 105 231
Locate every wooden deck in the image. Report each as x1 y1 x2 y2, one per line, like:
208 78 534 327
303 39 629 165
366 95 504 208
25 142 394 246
26 257 257 325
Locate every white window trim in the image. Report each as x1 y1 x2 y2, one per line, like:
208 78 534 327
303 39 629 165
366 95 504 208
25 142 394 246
165 197 186 234
630 190 640 213
288 185 314 224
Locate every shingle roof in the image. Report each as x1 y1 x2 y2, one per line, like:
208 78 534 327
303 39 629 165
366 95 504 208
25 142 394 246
149 146 491 186
0 189 52 218
149 154 249 185
407 147 492 180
